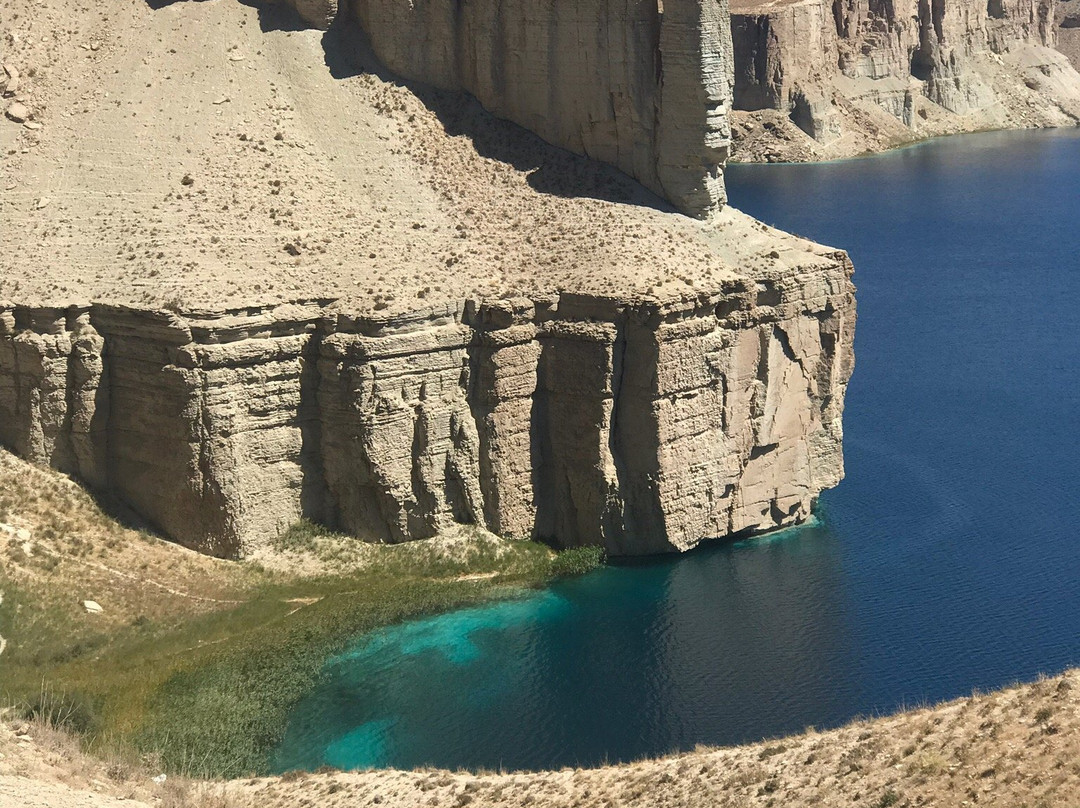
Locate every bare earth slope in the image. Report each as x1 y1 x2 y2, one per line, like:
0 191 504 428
2 0 772 313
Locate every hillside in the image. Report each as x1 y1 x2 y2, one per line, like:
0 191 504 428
0 449 1077 808
1 0 763 312
3 669 1079 808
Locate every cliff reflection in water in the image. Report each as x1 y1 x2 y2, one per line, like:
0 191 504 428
272 523 853 772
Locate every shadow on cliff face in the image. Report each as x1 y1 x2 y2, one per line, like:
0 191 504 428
320 17 676 212
142 1 674 209
144 0 316 32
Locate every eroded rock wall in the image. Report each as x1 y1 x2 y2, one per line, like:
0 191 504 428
730 0 1080 161
344 0 734 217
0 266 854 557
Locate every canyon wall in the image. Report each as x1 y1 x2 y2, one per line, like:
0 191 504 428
730 0 1080 161
0 260 854 558
1057 0 1080 70
269 0 734 218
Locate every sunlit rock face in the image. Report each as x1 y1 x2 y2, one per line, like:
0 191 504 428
729 0 1080 161
0 0 856 557
270 0 736 218
0 244 854 558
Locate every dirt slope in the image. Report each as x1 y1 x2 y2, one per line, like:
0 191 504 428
0 0 809 315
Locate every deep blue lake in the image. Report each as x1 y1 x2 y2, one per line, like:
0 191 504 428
273 129 1080 773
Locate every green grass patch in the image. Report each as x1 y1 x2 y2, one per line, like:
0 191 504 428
550 544 606 577
1 530 604 778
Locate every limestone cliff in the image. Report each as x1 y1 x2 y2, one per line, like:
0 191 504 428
0 248 854 558
730 0 1080 161
264 0 735 218
0 0 856 559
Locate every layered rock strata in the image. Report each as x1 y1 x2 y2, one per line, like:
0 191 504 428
0 261 854 558
0 0 856 559
729 0 1080 161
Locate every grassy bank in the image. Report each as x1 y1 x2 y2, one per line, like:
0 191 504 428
6 667 1080 808
0 451 603 778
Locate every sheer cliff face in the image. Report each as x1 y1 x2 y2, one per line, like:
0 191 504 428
271 0 735 216
348 0 735 218
0 251 855 557
0 0 856 558
730 0 1080 161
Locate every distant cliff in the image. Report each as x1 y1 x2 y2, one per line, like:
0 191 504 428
729 0 1080 161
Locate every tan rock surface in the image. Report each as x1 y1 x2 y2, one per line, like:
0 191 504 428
730 0 1080 162
0 0 856 557
0 243 854 558
350 0 734 217
1058 0 1080 69
1 0 753 312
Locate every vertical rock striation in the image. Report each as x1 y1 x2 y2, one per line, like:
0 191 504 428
0 0 858 559
0 258 855 558
730 0 1080 161
346 0 735 218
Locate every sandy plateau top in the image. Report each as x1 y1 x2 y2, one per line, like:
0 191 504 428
728 0 813 10
0 0 839 317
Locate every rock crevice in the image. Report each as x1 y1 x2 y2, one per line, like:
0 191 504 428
0 267 855 557
730 0 1080 161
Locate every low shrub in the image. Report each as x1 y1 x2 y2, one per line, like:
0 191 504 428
20 686 100 735
551 545 605 577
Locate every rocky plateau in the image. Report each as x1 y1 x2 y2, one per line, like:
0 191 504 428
0 0 856 558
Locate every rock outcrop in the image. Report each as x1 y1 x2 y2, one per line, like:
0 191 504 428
0 253 854 558
257 0 338 29
729 0 1080 161
1057 0 1080 69
267 0 735 218
0 0 857 559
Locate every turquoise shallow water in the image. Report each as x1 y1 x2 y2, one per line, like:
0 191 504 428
273 128 1080 773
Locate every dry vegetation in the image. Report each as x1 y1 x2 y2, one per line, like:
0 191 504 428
0 448 597 779
3 669 1080 808
1 449 1078 808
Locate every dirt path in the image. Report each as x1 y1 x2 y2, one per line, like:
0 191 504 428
0 777 150 808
